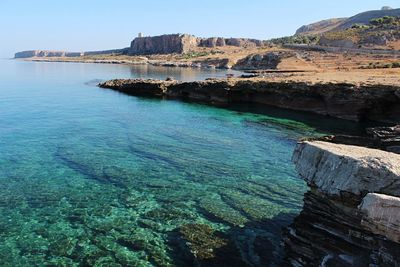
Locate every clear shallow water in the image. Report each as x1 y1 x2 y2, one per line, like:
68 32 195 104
0 60 363 266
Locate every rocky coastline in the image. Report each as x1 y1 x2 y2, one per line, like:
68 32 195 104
99 77 400 265
99 78 400 123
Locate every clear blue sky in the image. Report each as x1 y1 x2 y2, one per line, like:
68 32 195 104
0 0 398 57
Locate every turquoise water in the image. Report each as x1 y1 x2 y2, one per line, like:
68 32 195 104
0 60 362 266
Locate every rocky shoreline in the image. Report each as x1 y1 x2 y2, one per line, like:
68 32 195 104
284 140 400 266
99 78 400 123
98 77 400 265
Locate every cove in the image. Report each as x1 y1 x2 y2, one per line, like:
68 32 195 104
0 60 365 266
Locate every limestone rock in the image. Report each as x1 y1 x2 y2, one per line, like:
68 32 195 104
233 52 294 70
292 141 400 197
359 193 400 243
198 37 226 47
99 79 400 124
129 34 199 55
283 190 400 266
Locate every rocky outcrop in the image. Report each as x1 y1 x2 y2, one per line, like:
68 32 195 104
292 141 400 197
99 78 400 124
284 141 400 266
198 37 226 47
224 38 264 47
367 125 400 153
233 52 295 70
15 34 266 58
128 34 265 55
129 34 199 55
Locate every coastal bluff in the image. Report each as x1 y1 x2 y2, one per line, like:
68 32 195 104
14 48 129 59
15 34 265 58
284 141 400 266
129 34 265 55
99 78 400 123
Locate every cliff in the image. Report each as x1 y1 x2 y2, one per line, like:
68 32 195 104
128 34 265 55
129 34 199 55
15 34 266 58
284 141 400 266
14 48 129 59
14 50 83 58
99 78 400 124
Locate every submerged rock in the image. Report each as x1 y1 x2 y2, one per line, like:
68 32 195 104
179 224 249 267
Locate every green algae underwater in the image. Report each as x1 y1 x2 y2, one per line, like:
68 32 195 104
0 60 365 266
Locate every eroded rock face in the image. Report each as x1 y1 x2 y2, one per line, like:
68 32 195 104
284 141 400 266
99 79 400 124
367 125 400 153
283 190 400 267
128 34 265 55
359 193 400 243
198 37 226 48
129 34 199 55
233 52 295 70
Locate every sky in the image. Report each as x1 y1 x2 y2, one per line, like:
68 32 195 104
0 0 398 58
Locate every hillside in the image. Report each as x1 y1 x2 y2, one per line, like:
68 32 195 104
319 15 400 49
296 7 400 35
295 18 346 36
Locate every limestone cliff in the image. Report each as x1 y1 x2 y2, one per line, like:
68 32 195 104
128 34 265 55
14 50 83 58
129 34 199 55
14 48 129 59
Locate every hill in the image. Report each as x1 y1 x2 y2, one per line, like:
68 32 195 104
295 18 346 36
296 7 400 35
319 15 400 49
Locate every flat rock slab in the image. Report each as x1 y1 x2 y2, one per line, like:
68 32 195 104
292 141 400 197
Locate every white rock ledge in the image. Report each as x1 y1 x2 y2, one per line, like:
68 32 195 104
292 141 400 197
359 193 400 243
